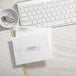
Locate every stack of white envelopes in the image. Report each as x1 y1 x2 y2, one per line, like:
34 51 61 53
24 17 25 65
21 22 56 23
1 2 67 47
12 27 53 66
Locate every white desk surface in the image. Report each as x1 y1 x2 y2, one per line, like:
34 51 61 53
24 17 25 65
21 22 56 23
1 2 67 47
0 0 76 76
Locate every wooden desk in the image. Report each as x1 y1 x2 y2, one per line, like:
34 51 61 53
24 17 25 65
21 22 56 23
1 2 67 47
0 0 76 76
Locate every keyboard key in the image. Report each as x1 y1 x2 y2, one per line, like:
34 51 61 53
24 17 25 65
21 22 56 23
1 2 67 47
37 19 42 24
21 17 29 21
20 13 27 17
36 10 41 14
19 8 25 13
29 16 34 20
34 15 39 19
43 14 48 18
32 11 37 15
38 14 43 19
22 21 32 26
42 18 46 23
50 17 55 21
71 18 76 23
32 20 38 24
46 18 51 22
65 19 72 24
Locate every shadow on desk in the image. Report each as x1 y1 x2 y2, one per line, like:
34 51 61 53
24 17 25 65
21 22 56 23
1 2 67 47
0 25 8 31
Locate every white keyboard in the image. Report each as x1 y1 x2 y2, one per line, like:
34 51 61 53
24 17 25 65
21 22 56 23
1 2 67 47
18 0 76 28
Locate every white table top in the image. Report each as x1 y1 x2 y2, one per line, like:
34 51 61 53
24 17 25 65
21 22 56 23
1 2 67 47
0 0 76 76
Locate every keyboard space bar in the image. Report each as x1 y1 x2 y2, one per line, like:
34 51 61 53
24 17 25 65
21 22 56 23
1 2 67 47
42 20 66 28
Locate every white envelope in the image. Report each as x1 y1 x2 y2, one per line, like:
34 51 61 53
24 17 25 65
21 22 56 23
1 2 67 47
12 28 52 65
